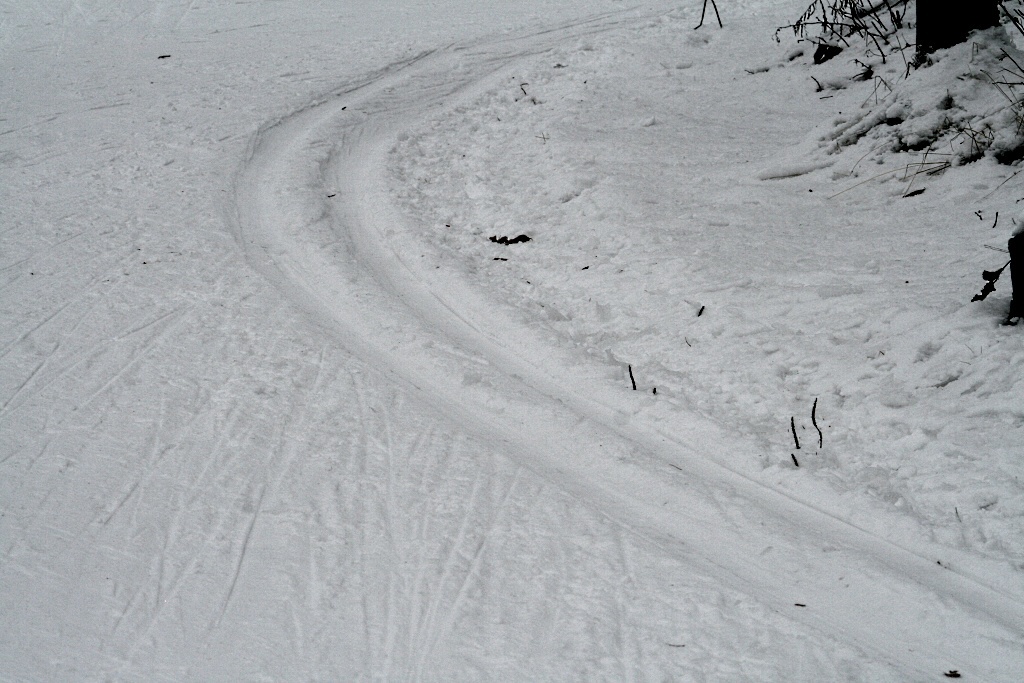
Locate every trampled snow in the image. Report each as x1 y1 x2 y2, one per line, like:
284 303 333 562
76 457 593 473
3 1 1023 680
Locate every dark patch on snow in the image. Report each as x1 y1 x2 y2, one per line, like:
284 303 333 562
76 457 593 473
490 234 532 245
994 141 1024 165
813 44 843 64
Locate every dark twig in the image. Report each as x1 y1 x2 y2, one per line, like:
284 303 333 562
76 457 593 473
791 416 801 450
775 0 911 68
812 398 823 448
628 364 637 390
791 453 800 467
694 0 723 30
981 167 1024 200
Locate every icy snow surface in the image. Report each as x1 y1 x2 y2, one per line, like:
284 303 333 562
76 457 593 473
3 0 1024 680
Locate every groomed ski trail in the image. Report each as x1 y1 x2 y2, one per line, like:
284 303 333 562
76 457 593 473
233 11 1024 680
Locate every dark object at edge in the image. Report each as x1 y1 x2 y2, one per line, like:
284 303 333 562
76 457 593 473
918 0 999 57
1010 232 1024 319
490 234 531 245
813 44 843 64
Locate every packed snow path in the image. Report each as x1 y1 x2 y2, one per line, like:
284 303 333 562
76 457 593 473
3 1 1024 680
234 12 1024 681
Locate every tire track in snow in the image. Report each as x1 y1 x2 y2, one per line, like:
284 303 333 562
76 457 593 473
232 11 1024 680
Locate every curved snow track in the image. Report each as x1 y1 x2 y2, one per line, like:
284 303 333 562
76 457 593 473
234 13 1024 679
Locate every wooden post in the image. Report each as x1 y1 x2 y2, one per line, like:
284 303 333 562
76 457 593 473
1010 232 1024 320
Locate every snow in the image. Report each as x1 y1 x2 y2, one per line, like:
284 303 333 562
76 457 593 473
3 0 1024 680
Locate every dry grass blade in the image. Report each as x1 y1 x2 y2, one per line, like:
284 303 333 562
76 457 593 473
829 159 950 199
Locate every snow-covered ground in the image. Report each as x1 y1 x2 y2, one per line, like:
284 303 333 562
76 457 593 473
3 0 1023 680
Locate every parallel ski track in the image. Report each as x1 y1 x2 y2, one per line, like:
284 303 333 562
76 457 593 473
233 10 1024 680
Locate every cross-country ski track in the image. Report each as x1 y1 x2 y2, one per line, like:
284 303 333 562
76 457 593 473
4 1 1024 679
233 13 1024 681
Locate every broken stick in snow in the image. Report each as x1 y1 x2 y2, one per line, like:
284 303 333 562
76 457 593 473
694 0 723 30
812 398 823 448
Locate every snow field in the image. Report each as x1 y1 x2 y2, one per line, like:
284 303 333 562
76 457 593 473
237 3 1024 676
3 0 1024 680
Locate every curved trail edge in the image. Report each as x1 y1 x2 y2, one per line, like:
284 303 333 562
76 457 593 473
232 10 1024 678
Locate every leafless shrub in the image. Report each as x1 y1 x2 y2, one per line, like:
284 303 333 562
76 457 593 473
776 0 912 69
